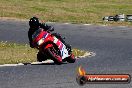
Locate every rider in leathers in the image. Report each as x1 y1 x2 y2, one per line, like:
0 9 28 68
28 17 71 52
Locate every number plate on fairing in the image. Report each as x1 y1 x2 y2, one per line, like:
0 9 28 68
61 44 69 59
53 36 69 59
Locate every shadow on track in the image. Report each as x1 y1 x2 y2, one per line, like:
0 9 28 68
23 62 67 65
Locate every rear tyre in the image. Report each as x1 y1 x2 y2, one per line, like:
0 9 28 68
66 54 76 63
46 47 62 65
37 52 47 62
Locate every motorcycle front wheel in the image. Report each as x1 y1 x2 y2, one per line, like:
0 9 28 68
46 47 62 65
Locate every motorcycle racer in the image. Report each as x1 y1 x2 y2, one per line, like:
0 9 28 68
28 17 71 52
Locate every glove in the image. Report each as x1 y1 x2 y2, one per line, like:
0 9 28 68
48 27 54 32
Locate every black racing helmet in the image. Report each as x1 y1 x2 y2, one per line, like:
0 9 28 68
29 17 39 28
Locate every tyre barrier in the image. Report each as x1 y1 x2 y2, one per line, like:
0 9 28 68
126 15 132 22
103 14 132 22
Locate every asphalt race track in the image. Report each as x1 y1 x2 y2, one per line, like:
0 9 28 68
0 20 132 88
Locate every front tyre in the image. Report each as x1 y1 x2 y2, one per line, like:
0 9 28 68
46 47 62 65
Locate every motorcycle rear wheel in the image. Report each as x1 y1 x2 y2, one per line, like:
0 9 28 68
66 54 76 63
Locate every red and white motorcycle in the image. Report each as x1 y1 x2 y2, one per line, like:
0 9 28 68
32 28 76 64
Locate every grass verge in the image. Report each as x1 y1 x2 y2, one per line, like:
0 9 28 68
0 0 132 26
0 41 89 64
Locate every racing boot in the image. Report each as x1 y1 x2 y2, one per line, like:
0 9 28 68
64 43 72 54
